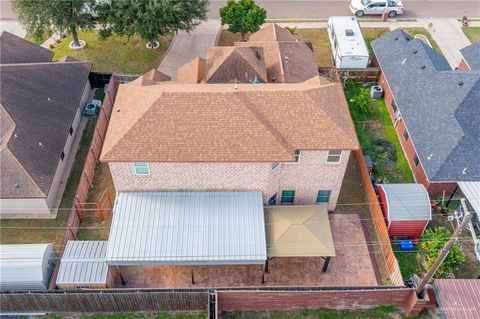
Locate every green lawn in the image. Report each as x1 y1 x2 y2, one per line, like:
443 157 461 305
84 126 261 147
392 243 424 280
362 28 390 54
402 28 442 54
462 27 480 43
0 118 97 250
344 84 414 183
52 31 172 74
221 306 412 319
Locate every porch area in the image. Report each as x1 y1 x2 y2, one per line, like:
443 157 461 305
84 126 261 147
114 212 380 288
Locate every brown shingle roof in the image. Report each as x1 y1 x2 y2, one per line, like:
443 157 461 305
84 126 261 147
0 31 53 64
130 68 171 86
176 57 206 83
206 47 268 83
235 24 318 83
249 24 299 42
101 76 359 162
1 61 92 198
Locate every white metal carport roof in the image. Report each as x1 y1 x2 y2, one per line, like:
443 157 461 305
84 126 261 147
458 182 480 213
56 241 109 287
106 191 267 266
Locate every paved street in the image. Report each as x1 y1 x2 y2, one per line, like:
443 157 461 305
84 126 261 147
209 0 480 19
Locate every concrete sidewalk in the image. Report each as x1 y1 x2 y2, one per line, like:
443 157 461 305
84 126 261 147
158 20 221 80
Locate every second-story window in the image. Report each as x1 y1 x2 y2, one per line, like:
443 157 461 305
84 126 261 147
134 162 149 175
327 150 342 163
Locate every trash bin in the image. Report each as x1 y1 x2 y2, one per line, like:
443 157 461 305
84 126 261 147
399 240 414 251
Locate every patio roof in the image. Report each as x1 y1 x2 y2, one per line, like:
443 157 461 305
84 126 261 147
264 206 335 257
106 191 267 266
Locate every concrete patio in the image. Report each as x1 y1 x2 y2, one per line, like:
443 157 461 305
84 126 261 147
115 212 380 288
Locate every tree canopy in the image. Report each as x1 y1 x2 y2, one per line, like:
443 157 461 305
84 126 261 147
98 0 209 46
219 0 266 40
419 227 465 278
12 0 96 47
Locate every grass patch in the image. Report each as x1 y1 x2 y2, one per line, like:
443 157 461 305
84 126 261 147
0 118 97 250
24 30 54 45
362 28 390 55
392 243 424 280
52 31 172 74
221 306 406 318
402 28 442 54
344 83 414 183
462 27 480 43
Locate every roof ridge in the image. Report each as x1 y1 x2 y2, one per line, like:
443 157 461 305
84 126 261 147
234 91 295 156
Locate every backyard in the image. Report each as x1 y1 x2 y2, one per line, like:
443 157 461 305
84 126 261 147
51 31 172 74
461 26 480 42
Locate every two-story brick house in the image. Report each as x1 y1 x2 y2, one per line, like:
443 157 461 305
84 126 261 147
101 24 359 211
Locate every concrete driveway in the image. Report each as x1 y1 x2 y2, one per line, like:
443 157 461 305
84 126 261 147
158 19 221 80
0 0 26 38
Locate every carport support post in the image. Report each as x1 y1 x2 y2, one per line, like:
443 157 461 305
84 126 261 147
116 266 126 286
261 258 270 284
322 257 331 273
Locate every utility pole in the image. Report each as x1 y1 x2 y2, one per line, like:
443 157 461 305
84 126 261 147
415 212 472 295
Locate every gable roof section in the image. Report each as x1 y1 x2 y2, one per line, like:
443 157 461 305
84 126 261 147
460 41 480 70
0 31 53 64
176 57 206 83
249 23 299 42
372 29 480 182
0 62 91 197
101 76 359 162
130 68 171 86
205 46 268 83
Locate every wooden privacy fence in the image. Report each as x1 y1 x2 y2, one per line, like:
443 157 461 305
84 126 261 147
319 67 381 84
354 149 404 286
0 291 209 313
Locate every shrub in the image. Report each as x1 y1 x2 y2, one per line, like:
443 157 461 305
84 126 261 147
353 87 372 119
419 227 465 278
49 43 55 49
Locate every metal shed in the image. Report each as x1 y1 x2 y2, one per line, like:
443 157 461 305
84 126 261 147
0 244 57 291
377 184 431 239
107 191 267 266
56 241 112 289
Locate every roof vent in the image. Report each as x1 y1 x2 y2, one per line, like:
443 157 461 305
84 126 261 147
413 50 418 54
14 183 19 189
462 167 468 175
406 37 411 41
394 37 399 41
458 81 464 86
250 75 261 84
421 65 426 69
255 50 261 60
345 29 354 36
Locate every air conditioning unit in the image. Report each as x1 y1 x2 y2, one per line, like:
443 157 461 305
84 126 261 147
370 86 383 99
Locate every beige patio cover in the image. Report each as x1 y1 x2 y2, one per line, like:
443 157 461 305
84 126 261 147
265 205 335 257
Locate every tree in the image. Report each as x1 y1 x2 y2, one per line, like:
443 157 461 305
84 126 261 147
12 0 96 47
419 227 465 278
98 0 208 48
219 0 266 41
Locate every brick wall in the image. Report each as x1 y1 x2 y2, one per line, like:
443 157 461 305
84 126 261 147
457 58 470 71
378 73 457 197
108 150 350 210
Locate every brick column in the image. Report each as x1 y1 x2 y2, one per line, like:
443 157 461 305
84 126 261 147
403 289 429 316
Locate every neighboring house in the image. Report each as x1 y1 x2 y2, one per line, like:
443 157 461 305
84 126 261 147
0 31 92 217
457 41 480 71
372 29 480 196
101 24 358 211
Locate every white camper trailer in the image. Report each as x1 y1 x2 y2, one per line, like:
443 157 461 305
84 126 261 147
327 16 369 69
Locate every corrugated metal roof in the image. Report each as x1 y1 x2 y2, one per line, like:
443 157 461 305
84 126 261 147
0 244 56 291
435 279 480 319
56 241 108 286
379 184 431 221
458 182 480 213
106 192 267 265
265 206 335 257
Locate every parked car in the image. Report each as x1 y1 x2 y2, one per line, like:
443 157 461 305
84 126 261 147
350 0 404 18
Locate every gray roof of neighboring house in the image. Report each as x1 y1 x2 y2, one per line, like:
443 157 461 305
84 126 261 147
106 191 267 266
379 184 431 221
372 29 480 182
57 241 109 286
460 41 480 70
0 61 91 198
0 31 53 64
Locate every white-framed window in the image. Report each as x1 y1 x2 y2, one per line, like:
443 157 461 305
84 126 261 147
272 162 280 170
133 162 150 175
327 150 342 163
